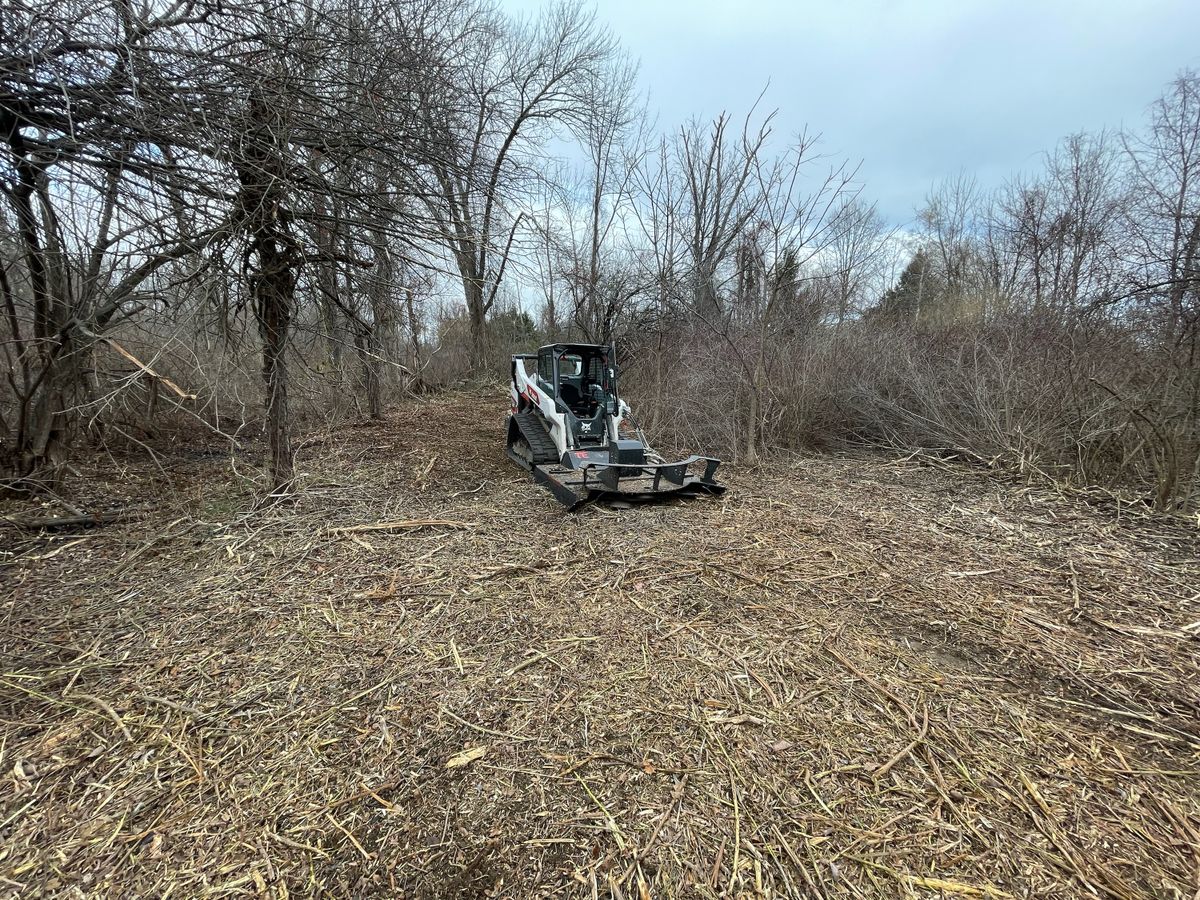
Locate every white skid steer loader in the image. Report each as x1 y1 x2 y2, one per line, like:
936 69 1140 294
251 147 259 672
506 342 726 510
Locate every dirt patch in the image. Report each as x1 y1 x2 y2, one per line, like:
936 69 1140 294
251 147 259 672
2 391 1198 898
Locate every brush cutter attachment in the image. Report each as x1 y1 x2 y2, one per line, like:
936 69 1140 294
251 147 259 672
506 343 726 510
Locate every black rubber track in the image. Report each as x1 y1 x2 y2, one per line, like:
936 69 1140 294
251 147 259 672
512 411 560 465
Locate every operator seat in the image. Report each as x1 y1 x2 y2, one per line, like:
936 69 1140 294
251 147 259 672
559 382 582 410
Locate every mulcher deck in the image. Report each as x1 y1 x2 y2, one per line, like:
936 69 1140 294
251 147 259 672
506 413 726 511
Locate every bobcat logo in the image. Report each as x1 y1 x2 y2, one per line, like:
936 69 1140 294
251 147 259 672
580 422 592 433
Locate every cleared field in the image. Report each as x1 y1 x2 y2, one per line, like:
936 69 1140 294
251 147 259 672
2 392 1198 898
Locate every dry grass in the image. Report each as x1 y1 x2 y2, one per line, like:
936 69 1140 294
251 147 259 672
1 391 1198 898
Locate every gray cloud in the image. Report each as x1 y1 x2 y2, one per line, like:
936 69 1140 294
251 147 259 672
502 0 1200 224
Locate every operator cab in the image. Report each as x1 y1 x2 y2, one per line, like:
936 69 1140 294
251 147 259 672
534 343 618 444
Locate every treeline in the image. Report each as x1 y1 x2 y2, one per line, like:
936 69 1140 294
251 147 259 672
607 75 1200 512
855 86 1200 512
1 1 1197 510
619 75 1200 513
509 70 1200 512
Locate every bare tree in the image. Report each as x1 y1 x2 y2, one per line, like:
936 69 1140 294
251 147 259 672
559 55 643 342
917 172 981 318
740 134 859 463
1123 73 1200 348
0 0 232 483
824 197 891 330
990 134 1125 317
233 86 301 490
677 108 772 322
630 134 690 430
416 1 616 366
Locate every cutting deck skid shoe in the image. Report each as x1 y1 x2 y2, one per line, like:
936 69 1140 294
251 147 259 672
505 342 726 510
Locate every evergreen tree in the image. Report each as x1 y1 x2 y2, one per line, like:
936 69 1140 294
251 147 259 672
869 249 940 323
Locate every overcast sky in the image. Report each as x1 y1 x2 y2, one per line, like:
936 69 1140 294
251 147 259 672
501 0 1200 226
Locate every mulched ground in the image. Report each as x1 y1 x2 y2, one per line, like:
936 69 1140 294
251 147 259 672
2 391 1198 898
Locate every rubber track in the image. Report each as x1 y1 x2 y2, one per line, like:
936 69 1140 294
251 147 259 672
514 411 560 465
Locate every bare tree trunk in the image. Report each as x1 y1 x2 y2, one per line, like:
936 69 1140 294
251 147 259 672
745 368 761 464
353 327 383 419
311 156 343 368
256 255 295 489
363 227 394 411
316 261 342 367
236 90 298 492
652 285 666 433
405 288 426 392
695 267 720 321
464 273 488 365
745 324 768 465
4 131 80 483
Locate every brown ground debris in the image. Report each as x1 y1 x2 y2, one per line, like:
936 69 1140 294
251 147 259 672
2 391 1198 898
